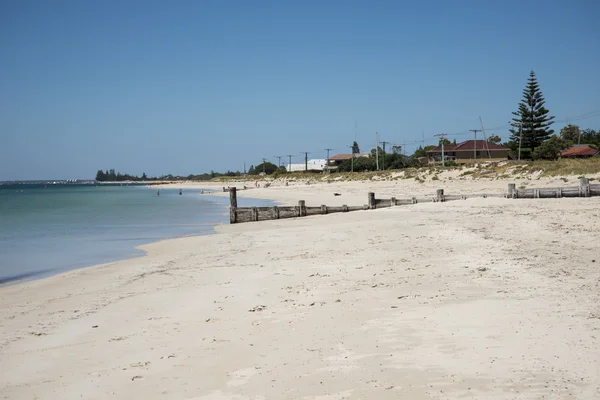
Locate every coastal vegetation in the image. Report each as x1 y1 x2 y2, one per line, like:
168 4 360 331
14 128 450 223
94 169 243 182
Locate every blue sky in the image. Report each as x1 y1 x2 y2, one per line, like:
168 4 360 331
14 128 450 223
1 0 599 180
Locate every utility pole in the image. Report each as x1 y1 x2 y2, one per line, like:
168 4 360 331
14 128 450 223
287 155 293 172
434 133 448 167
261 158 267 174
375 132 380 171
301 152 309 172
469 129 481 160
275 156 283 168
244 162 246 175
381 141 391 170
325 148 332 173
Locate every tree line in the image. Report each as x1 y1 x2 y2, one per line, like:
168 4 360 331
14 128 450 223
247 162 286 176
95 169 243 182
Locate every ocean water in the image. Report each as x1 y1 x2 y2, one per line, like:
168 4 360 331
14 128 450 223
0 184 264 283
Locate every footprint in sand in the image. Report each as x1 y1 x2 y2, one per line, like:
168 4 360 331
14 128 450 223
226 367 259 387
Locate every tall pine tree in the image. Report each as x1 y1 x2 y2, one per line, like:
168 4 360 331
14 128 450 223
509 71 554 154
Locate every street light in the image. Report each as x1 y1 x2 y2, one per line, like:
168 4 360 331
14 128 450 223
510 121 523 161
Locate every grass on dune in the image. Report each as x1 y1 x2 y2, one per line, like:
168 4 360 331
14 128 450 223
519 158 600 177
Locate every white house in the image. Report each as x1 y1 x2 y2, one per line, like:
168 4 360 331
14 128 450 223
287 159 328 172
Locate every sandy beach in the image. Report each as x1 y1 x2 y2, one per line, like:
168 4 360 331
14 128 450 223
1 177 600 399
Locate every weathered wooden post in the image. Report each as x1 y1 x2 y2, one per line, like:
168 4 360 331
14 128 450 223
229 187 238 224
508 183 516 198
272 206 280 219
368 192 376 209
580 178 590 197
436 189 445 202
390 197 396 207
342 205 348 212
178 188 182 195
229 187 237 208
252 207 259 221
321 205 327 214
298 200 306 217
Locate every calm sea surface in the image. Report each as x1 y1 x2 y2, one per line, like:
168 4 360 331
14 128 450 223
0 184 266 283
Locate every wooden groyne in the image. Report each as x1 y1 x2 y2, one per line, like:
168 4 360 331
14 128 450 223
228 178 599 224
507 178 599 198
228 187 366 223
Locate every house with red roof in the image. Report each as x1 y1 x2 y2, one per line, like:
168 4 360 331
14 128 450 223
426 140 510 163
558 144 599 158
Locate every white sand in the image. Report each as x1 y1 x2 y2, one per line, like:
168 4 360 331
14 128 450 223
1 178 600 399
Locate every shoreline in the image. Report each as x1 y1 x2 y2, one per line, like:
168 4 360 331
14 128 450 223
2 179 600 398
0 188 272 288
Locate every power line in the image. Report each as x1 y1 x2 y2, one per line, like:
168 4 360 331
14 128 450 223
267 109 600 167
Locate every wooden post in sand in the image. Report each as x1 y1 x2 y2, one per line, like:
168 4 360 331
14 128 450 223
321 205 328 214
508 183 516 198
368 192 376 209
436 189 445 202
390 197 396 207
580 178 590 197
229 187 238 224
178 189 182 195
229 187 237 208
298 200 306 217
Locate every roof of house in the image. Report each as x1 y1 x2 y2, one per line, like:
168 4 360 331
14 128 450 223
559 144 599 157
329 153 370 161
427 140 509 152
329 154 353 161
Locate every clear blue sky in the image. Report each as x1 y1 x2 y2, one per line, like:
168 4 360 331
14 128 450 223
1 0 599 180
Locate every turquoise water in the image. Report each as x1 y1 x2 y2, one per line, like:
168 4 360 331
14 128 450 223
0 184 263 283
